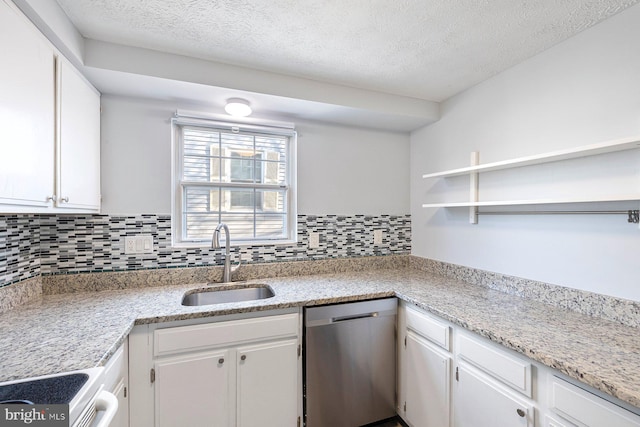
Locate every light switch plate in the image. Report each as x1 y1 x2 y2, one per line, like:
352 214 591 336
308 232 320 249
124 235 154 254
373 229 383 245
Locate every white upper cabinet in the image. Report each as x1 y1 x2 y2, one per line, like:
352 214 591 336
0 0 56 209
0 0 101 213
57 59 101 210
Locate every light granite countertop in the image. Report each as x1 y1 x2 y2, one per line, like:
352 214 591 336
0 267 639 410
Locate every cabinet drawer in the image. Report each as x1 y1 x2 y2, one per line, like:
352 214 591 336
154 313 298 356
551 377 640 427
457 333 532 397
456 362 534 427
406 305 450 351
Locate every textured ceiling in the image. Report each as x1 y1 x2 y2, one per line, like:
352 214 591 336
56 0 639 102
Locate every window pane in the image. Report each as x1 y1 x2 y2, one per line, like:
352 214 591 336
183 156 221 182
183 128 221 183
229 154 261 183
223 189 255 213
256 136 287 162
185 187 220 213
211 189 255 214
184 212 219 240
257 190 286 213
179 125 293 244
186 187 258 213
220 214 255 239
221 133 254 159
255 214 286 239
257 160 286 185
184 129 219 156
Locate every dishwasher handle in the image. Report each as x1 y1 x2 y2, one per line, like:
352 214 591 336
331 312 378 323
305 299 397 328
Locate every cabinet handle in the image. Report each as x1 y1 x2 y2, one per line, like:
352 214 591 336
46 195 56 203
516 409 526 417
218 358 224 364
60 196 69 203
240 355 247 361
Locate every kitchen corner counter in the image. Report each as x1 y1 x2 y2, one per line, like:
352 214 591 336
0 267 639 410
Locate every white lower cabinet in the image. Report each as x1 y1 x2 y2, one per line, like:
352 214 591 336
236 339 298 427
454 329 534 426
454 362 533 427
129 311 301 427
404 331 451 427
399 302 452 427
399 301 640 427
399 302 535 427
155 351 230 427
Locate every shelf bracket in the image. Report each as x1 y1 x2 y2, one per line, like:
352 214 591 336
470 151 479 224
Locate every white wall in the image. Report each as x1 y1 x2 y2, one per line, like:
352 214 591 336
411 4 640 301
296 121 409 214
101 96 410 215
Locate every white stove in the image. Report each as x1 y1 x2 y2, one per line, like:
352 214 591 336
0 367 117 427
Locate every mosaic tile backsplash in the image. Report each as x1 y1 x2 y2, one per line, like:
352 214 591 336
0 214 411 286
0 215 40 287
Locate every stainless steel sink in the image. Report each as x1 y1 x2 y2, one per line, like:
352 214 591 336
182 285 275 306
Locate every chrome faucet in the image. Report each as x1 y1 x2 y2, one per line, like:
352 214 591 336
212 223 241 283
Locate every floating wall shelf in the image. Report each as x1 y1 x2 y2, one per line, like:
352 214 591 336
421 194 640 209
422 136 640 179
421 135 640 224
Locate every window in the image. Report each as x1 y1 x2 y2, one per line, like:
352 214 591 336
172 117 296 246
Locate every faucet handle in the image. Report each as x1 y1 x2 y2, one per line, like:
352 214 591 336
231 254 242 273
230 254 242 281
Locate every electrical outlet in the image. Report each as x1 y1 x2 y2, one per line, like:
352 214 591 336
125 237 136 253
308 232 320 249
124 235 154 254
373 230 383 245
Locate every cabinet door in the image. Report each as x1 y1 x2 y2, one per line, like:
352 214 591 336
454 363 533 427
57 59 100 210
236 339 299 427
155 350 230 427
404 331 451 427
0 0 55 209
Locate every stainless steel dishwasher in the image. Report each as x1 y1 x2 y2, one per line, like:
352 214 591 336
304 298 397 427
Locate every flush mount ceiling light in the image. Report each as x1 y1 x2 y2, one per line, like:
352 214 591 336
224 98 252 117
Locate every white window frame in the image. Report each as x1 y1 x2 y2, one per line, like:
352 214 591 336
171 112 297 247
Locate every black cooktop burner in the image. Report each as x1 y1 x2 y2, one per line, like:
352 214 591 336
0 373 88 405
